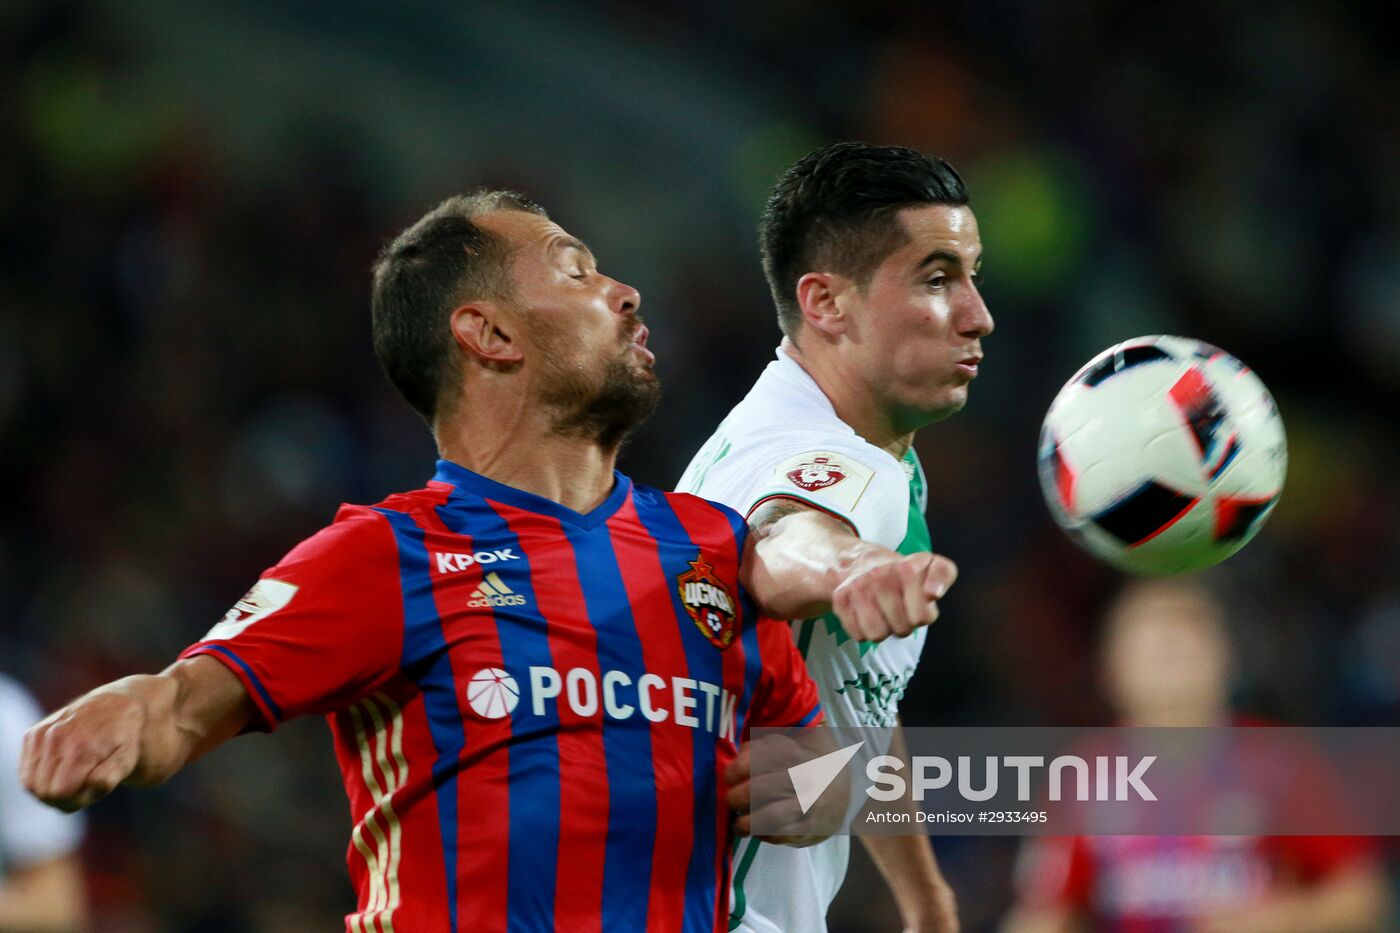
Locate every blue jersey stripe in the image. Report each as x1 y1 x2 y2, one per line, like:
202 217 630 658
196 644 283 722
561 516 659 931
737 620 763 742
628 488 730 933
434 496 561 933
371 507 465 933
705 499 765 738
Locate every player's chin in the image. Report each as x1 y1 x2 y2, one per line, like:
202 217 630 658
632 360 659 384
917 387 969 424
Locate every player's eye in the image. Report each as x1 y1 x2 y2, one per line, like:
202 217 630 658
926 273 947 289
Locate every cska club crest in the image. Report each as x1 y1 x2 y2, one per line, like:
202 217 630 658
786 456 846 492
677 557 737 649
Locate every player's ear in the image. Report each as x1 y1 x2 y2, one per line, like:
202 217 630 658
795 272 850 338
450 302 523 365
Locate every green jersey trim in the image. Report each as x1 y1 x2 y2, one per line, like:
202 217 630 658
728 837 765 929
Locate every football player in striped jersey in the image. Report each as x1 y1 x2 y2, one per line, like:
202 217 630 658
21 190 954 932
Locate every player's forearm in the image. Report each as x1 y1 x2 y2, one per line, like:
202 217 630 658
22 657 253 811
861 833 959 932
53 673 196 787
743 507 889 618
119 670 224 784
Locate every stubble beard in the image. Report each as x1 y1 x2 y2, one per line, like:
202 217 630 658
538 334 660 451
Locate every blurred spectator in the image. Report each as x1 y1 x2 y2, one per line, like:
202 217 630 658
0 673 86 932
1001 581 1392 932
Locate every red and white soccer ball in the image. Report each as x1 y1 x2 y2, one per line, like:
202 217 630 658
1037 335 1287 575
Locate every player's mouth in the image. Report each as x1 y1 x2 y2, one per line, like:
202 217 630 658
954 354 981 378
628 324 655 365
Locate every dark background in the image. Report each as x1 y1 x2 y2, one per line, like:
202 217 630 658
2 1 1397 929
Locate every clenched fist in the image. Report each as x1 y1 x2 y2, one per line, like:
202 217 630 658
20 679 155 812
20 659 255 814
831 550 958 642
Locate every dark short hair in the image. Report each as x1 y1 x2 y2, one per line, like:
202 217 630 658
760 142 969 337
371 190 546 424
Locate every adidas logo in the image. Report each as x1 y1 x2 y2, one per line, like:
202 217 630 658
468 572 527 609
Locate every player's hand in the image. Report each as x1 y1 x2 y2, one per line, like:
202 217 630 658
831 550 957 643
725 737 840 848
20 681 152 812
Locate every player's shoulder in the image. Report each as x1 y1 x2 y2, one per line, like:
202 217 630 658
724 362 857 444
632 483 749 544
281 482 453 566
637 482 746 526
724 357 901 470
363 478 455 521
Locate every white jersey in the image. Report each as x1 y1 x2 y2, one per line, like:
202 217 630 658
0 674 84 880
677 345 931 933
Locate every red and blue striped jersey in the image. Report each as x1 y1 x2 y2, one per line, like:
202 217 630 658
180 460 823 933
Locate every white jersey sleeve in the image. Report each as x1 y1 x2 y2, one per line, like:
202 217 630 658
0 675 84 873
680 433 910 549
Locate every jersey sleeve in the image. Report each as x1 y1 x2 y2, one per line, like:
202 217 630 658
179 506 403 730
746 616 823 730
685 435 911 550
0 677 84 867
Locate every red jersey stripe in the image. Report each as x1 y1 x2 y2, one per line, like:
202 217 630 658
494 504 608 933
606 495 698 933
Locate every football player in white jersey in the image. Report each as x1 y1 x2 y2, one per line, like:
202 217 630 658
679 142 993 933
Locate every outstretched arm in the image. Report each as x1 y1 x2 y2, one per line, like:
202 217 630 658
741 498 957 642
20 656 255 813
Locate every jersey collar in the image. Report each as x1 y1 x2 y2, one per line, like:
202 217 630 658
432 459 633 530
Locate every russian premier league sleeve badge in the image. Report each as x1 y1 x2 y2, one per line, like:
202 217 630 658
785 455 847 491
677 558 737 649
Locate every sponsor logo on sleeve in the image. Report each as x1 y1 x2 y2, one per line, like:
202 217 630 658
202 578 299 641
677 557 737 649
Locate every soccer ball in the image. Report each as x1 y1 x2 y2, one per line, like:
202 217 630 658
1037 335 1287 575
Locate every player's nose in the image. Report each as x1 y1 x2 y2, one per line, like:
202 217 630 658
957 285 994 339
609 277 641 317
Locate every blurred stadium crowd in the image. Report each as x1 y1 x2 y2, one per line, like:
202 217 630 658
1 0 1397 929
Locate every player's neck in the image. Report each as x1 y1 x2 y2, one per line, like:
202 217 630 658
435 413 620 514
783 339 916 460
